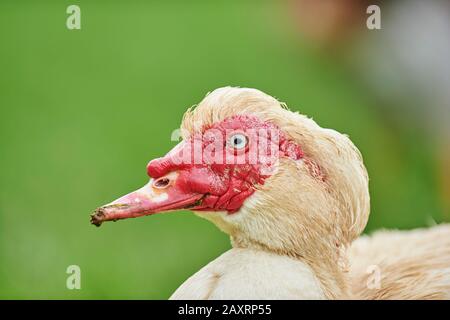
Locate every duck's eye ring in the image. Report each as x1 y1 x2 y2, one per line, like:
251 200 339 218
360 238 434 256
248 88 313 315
228 133 248 150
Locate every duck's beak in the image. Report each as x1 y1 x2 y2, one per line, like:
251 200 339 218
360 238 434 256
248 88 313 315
90 171 204 227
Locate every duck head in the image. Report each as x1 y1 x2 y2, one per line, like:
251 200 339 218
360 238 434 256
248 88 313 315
91 111 303 225
91 87 370 296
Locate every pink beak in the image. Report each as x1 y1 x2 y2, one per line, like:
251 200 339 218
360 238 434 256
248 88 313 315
90 171 204 227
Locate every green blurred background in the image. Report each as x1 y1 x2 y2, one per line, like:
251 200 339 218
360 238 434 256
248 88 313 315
0 0 449 299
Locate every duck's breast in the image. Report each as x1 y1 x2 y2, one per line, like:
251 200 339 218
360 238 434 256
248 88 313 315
170 248 326 300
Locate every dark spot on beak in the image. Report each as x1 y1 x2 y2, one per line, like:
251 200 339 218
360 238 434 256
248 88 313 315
90 208 106 227
90 204 132 227
184 194 207 209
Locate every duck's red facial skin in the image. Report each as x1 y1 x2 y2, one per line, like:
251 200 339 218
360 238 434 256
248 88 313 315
91 115 303 226
147 115 303 213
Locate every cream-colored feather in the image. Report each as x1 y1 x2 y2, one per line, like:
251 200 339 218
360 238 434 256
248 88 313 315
169 86 450 300
348 224 450 299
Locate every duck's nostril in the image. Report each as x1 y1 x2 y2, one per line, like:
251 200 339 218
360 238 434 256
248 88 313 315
153 177 171 189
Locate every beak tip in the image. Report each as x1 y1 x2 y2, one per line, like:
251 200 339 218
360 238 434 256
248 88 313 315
90 208 105 227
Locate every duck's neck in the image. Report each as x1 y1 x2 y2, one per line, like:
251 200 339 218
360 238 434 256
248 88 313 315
230 235 350 299
195 206 351 299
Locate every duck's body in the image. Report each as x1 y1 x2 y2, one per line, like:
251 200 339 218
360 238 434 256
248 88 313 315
171 225 450 300
170 248 325 300
92 86 450 300
349 224 450 300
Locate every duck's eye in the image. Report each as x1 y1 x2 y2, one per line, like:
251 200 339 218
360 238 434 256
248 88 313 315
228 133 248 150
